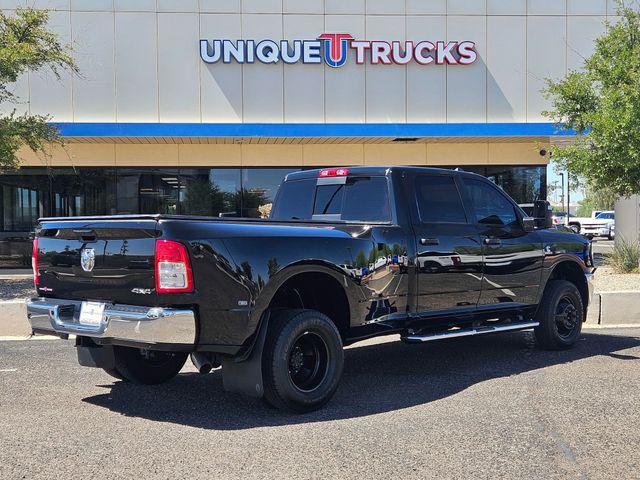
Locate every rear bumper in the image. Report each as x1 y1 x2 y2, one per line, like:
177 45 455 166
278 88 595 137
26 297 196 347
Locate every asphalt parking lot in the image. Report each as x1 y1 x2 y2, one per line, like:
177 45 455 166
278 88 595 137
1 329 639 479
592 238 614 265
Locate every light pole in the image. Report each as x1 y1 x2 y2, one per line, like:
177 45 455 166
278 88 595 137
559 172 566 217
567 173 571 220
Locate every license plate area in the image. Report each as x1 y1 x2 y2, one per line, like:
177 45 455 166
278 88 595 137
79 301 106 327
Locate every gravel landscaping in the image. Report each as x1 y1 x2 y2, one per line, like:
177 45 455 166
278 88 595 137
592 266 640 292
0 279 35 301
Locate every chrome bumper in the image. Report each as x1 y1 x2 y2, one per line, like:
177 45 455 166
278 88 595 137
26 297 196 346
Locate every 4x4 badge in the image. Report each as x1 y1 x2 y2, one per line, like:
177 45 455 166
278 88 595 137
80 248 95 272
131 288 152 295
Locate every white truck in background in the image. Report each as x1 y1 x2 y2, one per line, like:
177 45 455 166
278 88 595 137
568 211 615 239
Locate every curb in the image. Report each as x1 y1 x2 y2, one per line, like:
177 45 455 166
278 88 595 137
585 291 640 326
597 291 640 326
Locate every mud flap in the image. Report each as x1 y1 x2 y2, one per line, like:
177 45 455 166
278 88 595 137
221 312 270 398
76 345 115 369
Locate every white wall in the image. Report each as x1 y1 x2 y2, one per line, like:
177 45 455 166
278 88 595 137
0 0 617 124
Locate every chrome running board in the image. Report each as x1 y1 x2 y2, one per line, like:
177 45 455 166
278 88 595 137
401 321 539 343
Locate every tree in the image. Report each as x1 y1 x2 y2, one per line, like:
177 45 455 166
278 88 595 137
267 257 279 278
576 184 617 217
543 5 640 197
355 250 367 269
183 178 224 216
0 8 77 169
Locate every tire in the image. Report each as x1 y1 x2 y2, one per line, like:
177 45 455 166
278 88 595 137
262 309 344 413
570 224 580 234
534 280 583 350
113 346 188 385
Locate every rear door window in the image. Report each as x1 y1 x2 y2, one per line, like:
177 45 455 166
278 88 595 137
415 175 467 223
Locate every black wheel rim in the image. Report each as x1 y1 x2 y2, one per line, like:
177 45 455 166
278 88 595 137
288 331 329 392
554 295 579 339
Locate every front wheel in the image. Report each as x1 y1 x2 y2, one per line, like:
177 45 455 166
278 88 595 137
113 346 188 384
262 309 344 413
534 280 583 350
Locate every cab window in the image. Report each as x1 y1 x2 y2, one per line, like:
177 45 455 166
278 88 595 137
415 175 467 223
463 178 519 226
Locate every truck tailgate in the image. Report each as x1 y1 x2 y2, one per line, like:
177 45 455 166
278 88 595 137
36 219 159 306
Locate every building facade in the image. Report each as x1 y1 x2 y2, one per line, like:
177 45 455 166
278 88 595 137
0 0 617 265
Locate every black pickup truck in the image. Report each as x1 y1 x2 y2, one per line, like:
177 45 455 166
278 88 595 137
27 166 595 412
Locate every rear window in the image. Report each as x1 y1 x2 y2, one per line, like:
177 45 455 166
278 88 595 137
271 176 391 222
270 178 315 220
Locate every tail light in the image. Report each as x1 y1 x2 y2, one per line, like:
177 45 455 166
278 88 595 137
155 240 194 293
32 238 39 286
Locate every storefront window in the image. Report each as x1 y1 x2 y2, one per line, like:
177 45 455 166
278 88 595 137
440 166 546 204
180 169 241 217
0 170 49 232
241 168 300 217
485 166 546 204
116 168 179 214
49 168 117 217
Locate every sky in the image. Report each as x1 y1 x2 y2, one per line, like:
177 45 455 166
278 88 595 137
547 163 584 207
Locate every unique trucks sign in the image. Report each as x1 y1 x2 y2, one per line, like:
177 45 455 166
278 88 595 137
200 33 477 68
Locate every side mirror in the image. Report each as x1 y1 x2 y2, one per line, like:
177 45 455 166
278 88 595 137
522 216 536 232
532 200 553 229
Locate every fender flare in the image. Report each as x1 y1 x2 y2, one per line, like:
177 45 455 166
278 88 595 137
248 261 362 335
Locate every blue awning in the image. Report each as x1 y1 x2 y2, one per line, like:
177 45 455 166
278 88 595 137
51 122 576 138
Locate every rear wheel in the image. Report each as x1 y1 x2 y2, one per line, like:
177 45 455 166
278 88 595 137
113 346 188 384
534 280 583 350
262 309 344 413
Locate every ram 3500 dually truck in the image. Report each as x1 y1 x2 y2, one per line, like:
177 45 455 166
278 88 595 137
27 167 595 412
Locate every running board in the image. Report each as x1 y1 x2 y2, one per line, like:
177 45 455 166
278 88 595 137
401 321 539 343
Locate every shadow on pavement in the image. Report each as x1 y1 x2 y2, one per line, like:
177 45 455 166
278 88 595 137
83 331 640 430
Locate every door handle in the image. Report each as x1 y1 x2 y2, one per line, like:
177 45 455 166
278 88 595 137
483 237 502 246
420 238 439 246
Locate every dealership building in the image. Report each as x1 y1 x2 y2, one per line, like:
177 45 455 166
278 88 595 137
0 0 619 265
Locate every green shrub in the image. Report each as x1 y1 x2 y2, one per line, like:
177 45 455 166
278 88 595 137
606 238 640 273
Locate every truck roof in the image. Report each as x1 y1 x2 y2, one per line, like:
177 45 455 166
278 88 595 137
285 166 479 181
